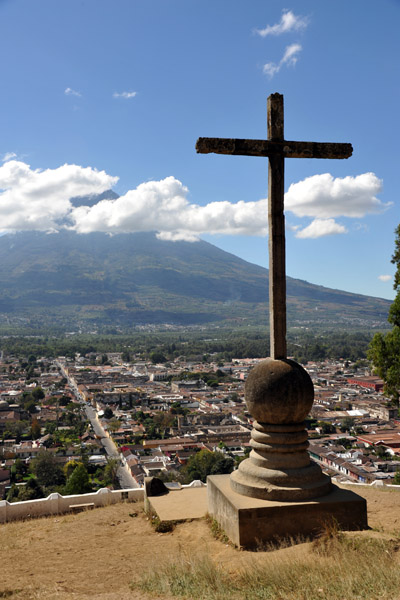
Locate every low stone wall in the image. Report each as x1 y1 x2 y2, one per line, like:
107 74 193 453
332 477 400 490
0 487 144 524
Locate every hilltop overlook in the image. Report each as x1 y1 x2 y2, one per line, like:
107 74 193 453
1 485 399 600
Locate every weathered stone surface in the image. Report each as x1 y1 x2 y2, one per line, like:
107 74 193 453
230 359 330 501
230 459 331 502
245 358 314 424
209 474 368 548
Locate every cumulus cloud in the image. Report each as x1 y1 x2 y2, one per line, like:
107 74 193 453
256 10 309 37
263 43 302 78
0 161 118 232
69 176 268 240
287 173 388 239
378 274 392 282
285 173 388 219
295 218 347 239
0 160 387 241
64 87 82 97
67 171 385 241
113 91 137 99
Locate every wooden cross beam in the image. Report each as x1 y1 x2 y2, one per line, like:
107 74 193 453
196 93 352 360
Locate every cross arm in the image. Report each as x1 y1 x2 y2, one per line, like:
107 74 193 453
196 137 353 159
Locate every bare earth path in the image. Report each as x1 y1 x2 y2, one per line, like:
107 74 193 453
0 485 399 600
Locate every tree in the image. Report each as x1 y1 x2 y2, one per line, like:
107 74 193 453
104 407 114 419
185 449 234 483
30 418 41 440
150 351 167 364
316 421 336 434
32 386 45 401
121 350 131 362
369 225 400 404
6 484 21 503
375 445 389 460
100 354 109 365
103 458 119 487
339 417 355 433
64 459 79 479
368 328 400 404
229 392 241 404
31 450 65 490
393 470 400 486
153 411 175 435
64 463 92 495
3 420 28 443
24 397 38 414
17 478 44 501
107 418 121 433
12 458 27 482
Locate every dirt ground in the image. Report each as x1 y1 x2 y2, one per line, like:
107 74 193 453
0 484 399 600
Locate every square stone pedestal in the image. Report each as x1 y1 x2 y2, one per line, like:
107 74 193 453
208 474 368 548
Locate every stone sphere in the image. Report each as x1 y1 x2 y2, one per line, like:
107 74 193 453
245 358 314 424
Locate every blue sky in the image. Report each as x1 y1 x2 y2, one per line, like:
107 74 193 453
0 0 399 299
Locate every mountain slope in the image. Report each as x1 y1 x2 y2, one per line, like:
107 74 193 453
0 230 390 329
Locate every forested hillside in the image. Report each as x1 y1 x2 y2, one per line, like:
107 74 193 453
0 231 390 332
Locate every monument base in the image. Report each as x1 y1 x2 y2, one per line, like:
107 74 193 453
207 474 368 548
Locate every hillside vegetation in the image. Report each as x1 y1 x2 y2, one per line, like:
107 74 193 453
0 231 390 331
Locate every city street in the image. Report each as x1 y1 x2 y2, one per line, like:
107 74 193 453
84 405 139 489
56 361 138 489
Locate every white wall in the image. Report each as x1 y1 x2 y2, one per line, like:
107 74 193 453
0 487 144 523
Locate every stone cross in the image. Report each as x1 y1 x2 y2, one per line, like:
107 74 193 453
196 93 352 360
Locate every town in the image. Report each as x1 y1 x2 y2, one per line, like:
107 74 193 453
1 349 399 502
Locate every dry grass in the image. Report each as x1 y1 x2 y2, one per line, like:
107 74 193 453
139 529 400 600
0 485 399 600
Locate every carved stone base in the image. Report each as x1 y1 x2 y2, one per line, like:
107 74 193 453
230 421 331 501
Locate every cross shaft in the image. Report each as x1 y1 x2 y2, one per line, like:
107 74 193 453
196 93 352 359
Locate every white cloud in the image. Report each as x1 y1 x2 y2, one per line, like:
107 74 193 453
69 176 268 240
64 87 82 97
256 10 308 37
156 231 200 243
285 173 388 219
0 160 387 242
378 274 392 282
295 218 347 239
68 171 385 241
113 91 137 99
2 152 17 163
354 223 369 233
0 160 118 232
263 43 302 78
282 43 302 66
263 62 281 78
